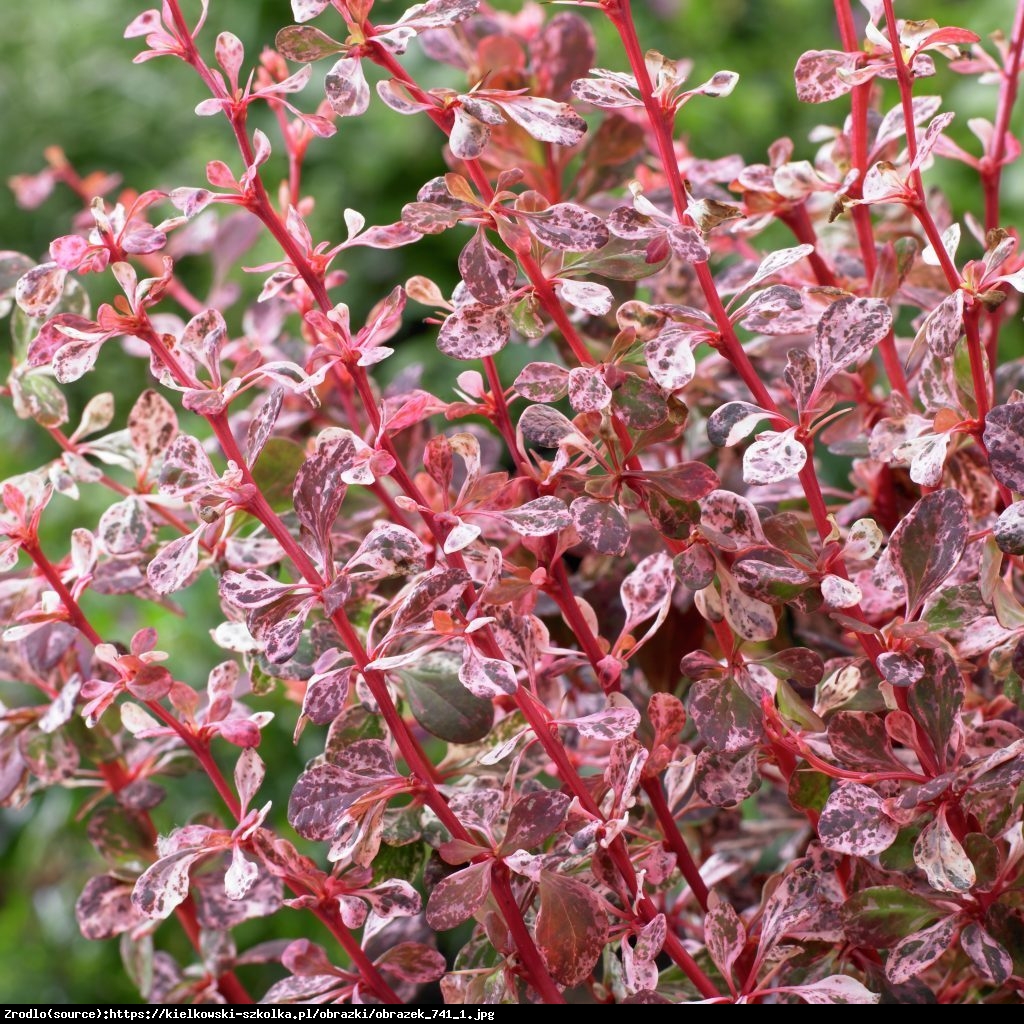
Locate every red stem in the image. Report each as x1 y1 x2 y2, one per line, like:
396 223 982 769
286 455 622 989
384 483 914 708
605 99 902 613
982 0 1024 233
641 777 710 912
491 863 567 1004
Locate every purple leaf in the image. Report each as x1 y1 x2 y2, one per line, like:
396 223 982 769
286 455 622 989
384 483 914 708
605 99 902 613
531 13 596 101
889 489 968 615
827 712 907 773
570 496 630 556
301 667 351 726
361 879 421 920
818 783 898 856
324 57 370 117
425 860 493 931
458 229 516 307
294 432 356 563
437 303 511 359
499 790 571 855
908 648 963 769
288 745 398 842
984 402 1024 492
536 870 608 987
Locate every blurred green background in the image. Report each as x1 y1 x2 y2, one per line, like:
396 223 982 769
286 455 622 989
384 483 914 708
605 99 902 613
0 0 1020 1004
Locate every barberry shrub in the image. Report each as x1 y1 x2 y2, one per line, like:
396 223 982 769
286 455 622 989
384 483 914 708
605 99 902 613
4 0 1024 1005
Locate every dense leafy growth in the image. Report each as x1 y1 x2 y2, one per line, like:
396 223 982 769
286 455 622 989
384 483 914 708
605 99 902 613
5 0 1024 1005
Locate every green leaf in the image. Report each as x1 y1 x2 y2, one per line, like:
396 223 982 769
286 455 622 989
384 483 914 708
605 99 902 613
251 438 307 513
11 370 68 427
11 273 89 363
400 650 494 744
842 886 942 948
787 767 830 814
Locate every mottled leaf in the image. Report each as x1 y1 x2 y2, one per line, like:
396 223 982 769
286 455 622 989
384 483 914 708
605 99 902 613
886 915 958 985
994 501 1024 555
743 426 807 484
984 402 1024 492
780 976 880 1004
425 861 492 931
889 489 968 614
499 791 571 855
495 496 572 537
908 648 963 769
437 303 511 359
818 783 898 856
570 497 630 556
146 529 202 594
688 676 763 753
913 805 976 894
960 922 1012 985
525 203 609 252
794 49 859 103
458 229 516 307
536 870 608 987
813 296 893 391
644 327 696 391
707 401 771 447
